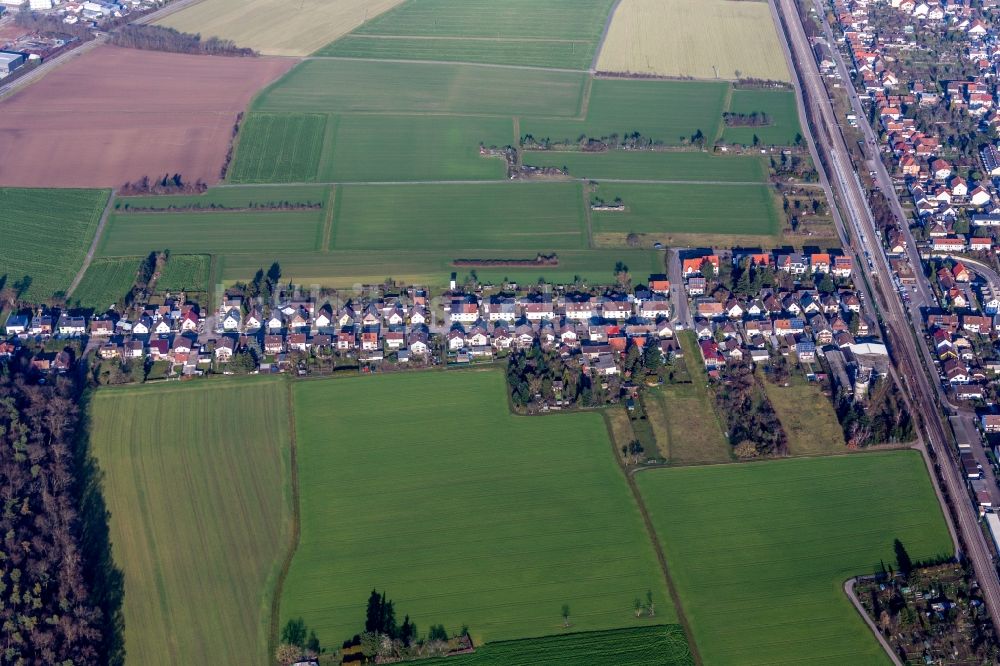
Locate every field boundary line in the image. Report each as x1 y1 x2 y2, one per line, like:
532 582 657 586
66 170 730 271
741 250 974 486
215 177 769 188
316 113 340 181
268 379 302 660
66 190 116 299
715 84 734 143
604 413 702 666
582 183 594 247
591 0 622 73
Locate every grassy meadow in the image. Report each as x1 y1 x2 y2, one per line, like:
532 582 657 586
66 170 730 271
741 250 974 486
637 452 953 665
319 0 615 69
423 625 693 665
89 378 293 665
71 257 139 310
761 374 847 456
523 79 728 146
596 0 790 81
157 0 405 56
0 188 108 301
333 182 586 250
591 182 780 237
722 89 802 146
254 59 587 117
284 370 670 645
218 248 663 289
523 151 766 182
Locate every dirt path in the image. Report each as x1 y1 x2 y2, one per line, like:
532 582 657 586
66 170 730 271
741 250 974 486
65 191 116 299
624 466 702 665
216 177 767 189
268 380 302 659
346 34 590 44
844 578 903 666
592 0 622 72
320 186 337 252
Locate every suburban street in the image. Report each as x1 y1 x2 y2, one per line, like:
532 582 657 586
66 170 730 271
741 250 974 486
773 0 1000 638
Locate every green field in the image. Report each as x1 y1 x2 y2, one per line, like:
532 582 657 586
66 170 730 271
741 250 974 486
227 113 328 183
71 257 139 310
637 452 953 665
0 188 108 300
523 79 728 146
762 374 847 456
591 182 779 236
218 247 663 289
284 370 671 645
424 625 693 665
99 209 325 256
157 254 212 293
722 89 802 146
115 185 328 210
333 182 586 250
89 379 293 665
324 114 512 181
254 59 587 117
524 151 766 182
318 0 615 69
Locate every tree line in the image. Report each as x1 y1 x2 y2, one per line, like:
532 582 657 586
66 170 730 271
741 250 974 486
715 361 788 457
109 25 257 56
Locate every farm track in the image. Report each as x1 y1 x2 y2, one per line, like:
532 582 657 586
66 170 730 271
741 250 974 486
268 380 302 660
592 0 622 72
610 446 701 664
65 191 116 298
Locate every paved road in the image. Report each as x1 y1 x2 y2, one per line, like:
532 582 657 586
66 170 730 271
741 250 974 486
774 0 1000 637
667 248 692 329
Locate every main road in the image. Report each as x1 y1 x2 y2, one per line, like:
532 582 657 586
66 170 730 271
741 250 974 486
772 0 1000 636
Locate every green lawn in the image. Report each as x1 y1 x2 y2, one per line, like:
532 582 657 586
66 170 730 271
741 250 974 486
217 247 663 289
99 209 325 256
333 182 586 250
762 373 847 456
523 79 728 146
591 182 780 236
284 370 670 645
323 114 512 182
646 384 732 465
320 0 615 68
636 452 953 665
523 151 766 182
423 625 693 665
227 113 328 183
157 254 211 293
722 89 802 146
89 378 293 666
253 59 587 117
0 188 109 300
71 257 139 310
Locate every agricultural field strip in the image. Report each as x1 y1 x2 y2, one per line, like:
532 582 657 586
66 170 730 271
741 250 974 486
300 54 592 73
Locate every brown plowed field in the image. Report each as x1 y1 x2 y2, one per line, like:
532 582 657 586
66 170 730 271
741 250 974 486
0 46 295 188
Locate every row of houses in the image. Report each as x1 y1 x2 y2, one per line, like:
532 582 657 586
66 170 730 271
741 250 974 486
683 251 854 277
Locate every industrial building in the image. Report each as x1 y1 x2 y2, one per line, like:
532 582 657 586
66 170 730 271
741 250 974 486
0 51 25 78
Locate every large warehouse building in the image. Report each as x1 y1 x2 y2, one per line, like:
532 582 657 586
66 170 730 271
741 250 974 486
0 51 25 77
